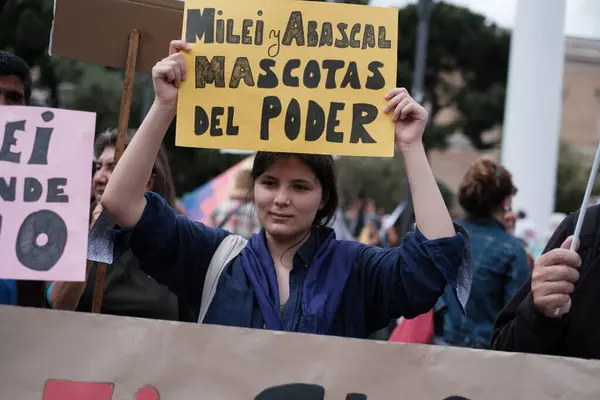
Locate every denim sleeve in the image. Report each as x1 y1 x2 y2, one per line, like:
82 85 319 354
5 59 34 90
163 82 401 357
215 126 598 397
355 223 471 333
112 192 229 312
504 246 531 304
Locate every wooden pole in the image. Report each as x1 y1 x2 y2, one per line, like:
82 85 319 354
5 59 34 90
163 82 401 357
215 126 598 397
115 30 141 162
91 30 140 313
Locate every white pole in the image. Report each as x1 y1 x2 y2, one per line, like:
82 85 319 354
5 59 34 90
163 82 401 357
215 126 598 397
570 141 600 250
500 0 567 233
552 138 600 317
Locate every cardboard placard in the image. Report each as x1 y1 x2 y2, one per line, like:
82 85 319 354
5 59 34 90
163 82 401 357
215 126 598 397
2 305 600 399
50 0 184 73
0 106 95 281
175 0 398 157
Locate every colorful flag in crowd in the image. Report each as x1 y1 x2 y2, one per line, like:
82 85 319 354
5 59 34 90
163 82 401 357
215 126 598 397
180 156 254 224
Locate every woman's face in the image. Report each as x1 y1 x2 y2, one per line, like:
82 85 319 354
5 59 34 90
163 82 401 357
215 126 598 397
254 157 324 241
500 196 516 234
92 145 154 204
92 146 116 203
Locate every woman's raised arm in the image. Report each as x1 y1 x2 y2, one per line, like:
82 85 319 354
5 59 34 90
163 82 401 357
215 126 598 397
101 40 191 227
384 88 455 240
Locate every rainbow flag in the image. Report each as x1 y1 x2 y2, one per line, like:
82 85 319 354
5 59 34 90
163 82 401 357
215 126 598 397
181 156 254 224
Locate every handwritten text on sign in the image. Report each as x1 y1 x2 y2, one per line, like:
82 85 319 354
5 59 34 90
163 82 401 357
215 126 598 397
0 106 95 281
176 0 398 157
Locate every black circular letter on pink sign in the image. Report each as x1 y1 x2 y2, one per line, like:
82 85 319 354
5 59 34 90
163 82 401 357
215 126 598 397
16 210 67 271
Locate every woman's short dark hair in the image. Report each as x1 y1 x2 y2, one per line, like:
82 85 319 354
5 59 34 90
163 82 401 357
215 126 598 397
94 129 178 210
250 152 339 227
458 157 517 219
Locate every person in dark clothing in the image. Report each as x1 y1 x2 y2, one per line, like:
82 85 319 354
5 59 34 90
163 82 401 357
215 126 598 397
351 191 367 238
491 206 600 359
434 157 529 348
47 129 190 321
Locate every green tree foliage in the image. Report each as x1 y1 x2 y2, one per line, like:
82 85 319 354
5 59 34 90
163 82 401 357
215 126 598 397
0 0 144 127
396 2 510 150
0 0 58 105
555 141 600 213
52 59 149 132
162 124 247 195
336 155 453 212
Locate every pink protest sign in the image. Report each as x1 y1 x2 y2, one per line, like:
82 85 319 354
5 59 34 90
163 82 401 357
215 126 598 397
0 106 95 281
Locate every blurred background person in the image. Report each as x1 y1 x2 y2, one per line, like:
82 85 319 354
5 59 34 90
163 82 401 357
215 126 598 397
47 129 191 321
434 157 530 348
210 168 261 239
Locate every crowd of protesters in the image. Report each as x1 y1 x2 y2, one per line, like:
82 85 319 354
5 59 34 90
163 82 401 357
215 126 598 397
2 43 600 361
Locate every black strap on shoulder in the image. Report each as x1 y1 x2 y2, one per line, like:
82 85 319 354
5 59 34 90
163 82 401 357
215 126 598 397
577 205 600 274
578 205 600 238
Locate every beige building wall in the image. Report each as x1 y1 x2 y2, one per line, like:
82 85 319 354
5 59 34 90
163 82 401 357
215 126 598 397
430 36 600 204
561 36 600 153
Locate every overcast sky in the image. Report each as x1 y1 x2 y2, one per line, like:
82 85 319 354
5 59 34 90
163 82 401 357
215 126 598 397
369 0 600 39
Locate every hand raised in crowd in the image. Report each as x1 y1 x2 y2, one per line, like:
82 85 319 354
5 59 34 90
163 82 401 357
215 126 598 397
531 236 581 318
151 40 191 107
383 88 428 150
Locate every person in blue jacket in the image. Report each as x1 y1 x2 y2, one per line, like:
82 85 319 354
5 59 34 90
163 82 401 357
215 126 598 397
98 40 471 338
0 280 17 305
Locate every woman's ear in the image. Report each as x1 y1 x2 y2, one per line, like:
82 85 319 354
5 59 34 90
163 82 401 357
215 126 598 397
319 194 328 211
502 195 513 211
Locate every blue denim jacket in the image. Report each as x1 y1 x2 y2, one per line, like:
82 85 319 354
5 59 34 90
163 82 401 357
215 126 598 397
112 192 471 338
435 218 529 348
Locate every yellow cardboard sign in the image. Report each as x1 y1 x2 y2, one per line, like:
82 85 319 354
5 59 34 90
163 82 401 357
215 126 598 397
176 0 398 157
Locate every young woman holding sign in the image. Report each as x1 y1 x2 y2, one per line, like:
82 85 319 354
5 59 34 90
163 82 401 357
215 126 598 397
99 40 470 337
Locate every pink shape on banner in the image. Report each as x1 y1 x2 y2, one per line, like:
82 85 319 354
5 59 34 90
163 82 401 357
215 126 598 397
0 106 95 281
42 380 113 400
135 385 160 400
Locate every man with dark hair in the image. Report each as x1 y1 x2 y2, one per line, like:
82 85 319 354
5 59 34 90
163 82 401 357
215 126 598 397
0 50 31 105
0 51 43 307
